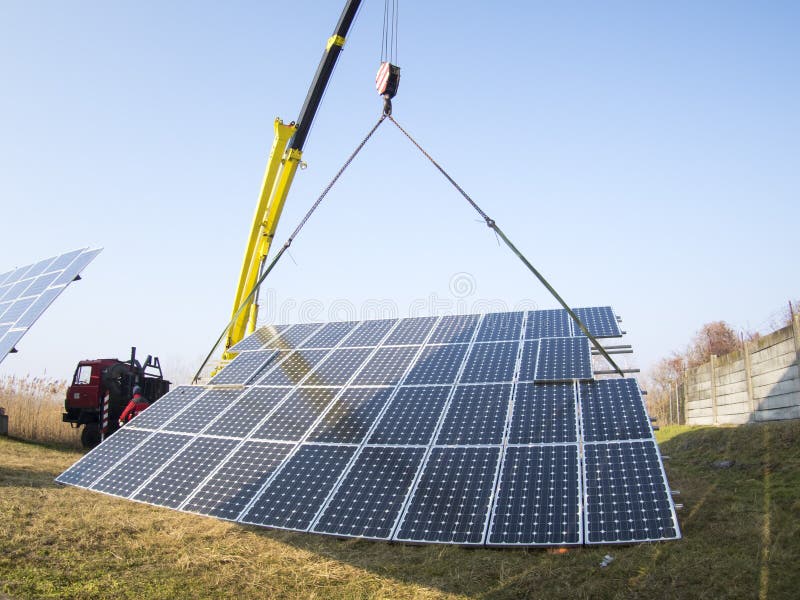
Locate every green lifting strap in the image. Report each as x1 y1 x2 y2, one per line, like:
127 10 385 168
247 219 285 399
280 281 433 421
386 114 626 378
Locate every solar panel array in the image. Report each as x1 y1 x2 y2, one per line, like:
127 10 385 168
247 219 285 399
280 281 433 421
0 248 101 364
57 308 680 547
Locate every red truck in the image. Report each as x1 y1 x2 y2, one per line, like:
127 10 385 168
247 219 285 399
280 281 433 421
62 348 170 448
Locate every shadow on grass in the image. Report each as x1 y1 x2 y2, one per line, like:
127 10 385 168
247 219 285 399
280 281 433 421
0 464 62 488
232 421 800 599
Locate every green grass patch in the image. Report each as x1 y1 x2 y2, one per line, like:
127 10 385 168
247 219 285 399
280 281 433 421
1 420 798 599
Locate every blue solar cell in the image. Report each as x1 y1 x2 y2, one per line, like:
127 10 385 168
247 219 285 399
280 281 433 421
134 437 239 508
208 350 277 385
160 389 242 434
183 441 294 520
517 340 539 381
395 447 500 544
488 445 581 545
204 387 290 438
428 314 480 344
308 388 394 444
273 322 325 348
228 324 292 352
251 387 338 441
475 311 523 342
403 343 469 385
55 428 150 488
583 441 680 543
300 321 360 348
351 346 419 385
127 386 207 430
241 444 356 530
525 309 571 339
305 347 372 386
256 349 329 386
313 446 425 539
307 387 394 443
535 337 592 381
436 384 511 445
572 306 621 338
459 341 518 383
91 432 190 497
580 379 652 442
509 383 577 444
340 319 396 347
384 316 438 345
369 386 451 445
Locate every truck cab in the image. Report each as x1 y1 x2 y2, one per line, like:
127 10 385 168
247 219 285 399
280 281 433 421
63 349 170 448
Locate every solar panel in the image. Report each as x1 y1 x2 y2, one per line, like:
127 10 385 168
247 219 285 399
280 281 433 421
227 324 291 352
183 441 293 519
525 308 571 339
395 447 501 545
436 384 511 445
459 341 519 383
256 349 328 386
134 436 239 508
572 306 621 338
404 343 469 385
534 337 592 382
307 387 394 443
240 444 357 530
57 308 680 548
475 311 523 342
583 441 679 543
209 350 277 385
0 247 101 364
508 383 577 444
368 386 450 445
91 432 191 497
580 379 653 442
313 446 426 539
488 445 581 545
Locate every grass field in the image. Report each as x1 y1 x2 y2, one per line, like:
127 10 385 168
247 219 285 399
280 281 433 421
1 421 799 599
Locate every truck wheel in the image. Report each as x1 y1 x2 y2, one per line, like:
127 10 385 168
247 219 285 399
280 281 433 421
81 423 101 449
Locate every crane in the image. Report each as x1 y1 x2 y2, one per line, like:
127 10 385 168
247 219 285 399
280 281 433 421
223 0 367 359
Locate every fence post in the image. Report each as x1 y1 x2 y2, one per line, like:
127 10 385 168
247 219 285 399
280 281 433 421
743 340 756 421
682 369 689 425
710 354 718 426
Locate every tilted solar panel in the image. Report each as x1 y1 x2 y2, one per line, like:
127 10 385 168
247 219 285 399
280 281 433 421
0 247 101 364
57 308 680 547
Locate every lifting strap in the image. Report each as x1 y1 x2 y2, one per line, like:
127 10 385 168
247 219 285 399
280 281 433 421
195 109 625 382
386 114 626 378
192 114 388 383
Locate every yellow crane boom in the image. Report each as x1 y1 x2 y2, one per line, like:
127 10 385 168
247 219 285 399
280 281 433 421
223 1 363 358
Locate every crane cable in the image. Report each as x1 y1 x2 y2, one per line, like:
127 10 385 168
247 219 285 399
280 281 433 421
380 0 399 64
385 114 626 378
193 114 388 383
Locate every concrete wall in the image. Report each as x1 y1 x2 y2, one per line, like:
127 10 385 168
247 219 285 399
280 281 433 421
684 315 800 425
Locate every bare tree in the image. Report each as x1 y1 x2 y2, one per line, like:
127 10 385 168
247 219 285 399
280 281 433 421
686 321 739 367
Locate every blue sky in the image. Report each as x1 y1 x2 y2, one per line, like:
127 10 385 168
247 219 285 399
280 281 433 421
1 1 797 383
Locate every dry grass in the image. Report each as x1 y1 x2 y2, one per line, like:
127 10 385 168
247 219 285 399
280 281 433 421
0 375 79 448
1 421 800 599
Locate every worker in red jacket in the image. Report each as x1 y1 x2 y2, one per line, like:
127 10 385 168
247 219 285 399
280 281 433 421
118 385 150 426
